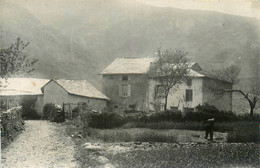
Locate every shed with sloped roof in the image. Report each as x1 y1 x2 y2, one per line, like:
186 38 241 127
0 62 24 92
0 78 49 114
41 79 109 112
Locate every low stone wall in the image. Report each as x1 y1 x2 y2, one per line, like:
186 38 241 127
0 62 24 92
1 106 25 148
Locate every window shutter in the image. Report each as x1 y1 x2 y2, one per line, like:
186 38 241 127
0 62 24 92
127 84 131 97
185 89 193 101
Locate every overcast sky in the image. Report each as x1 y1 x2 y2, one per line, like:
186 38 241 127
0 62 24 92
5 0 260 22
138 0 260 19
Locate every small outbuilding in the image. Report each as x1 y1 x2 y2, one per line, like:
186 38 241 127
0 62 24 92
41 79 109 112
0 78 49 114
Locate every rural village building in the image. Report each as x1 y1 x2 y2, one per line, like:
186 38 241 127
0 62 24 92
101 58 232 112
1 78 109 115
0 78 49 114
41 79 109 112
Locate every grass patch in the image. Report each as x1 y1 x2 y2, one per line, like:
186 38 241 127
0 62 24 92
121 121 259 143
87 128 177 143
122 121 237 132
227 122 259 143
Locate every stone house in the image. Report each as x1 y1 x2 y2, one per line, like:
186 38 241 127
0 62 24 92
101 58 232 112
41 79 109 112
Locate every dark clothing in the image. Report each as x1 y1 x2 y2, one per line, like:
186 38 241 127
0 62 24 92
205 126 213 140
204 119 214 140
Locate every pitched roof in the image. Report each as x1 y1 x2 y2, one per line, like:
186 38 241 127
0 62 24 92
101 57 156 75
188 69 205 77
0 78 49 96
44 79 109 100
101 57 205 76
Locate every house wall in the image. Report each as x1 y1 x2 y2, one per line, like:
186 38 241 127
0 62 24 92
148 78 203 111
102 74 149 111
43 80 69 105
43 80 107 111
202 78 232 111
168 78 203 110
68 94 107 111
102 73 232 112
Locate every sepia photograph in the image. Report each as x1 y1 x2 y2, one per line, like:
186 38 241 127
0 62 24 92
0 0 259 167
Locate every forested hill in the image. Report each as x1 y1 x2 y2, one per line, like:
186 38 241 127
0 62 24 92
1 0 259 88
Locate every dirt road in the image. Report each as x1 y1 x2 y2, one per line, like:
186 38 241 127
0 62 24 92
1 120 78 168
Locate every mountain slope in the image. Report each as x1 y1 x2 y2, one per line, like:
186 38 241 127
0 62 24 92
1 0 259 89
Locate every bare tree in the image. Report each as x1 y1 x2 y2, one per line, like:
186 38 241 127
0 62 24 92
0 37 38 79
148 48 190 111
209 65 258 116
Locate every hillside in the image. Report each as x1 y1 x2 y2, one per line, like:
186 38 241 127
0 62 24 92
0 0 259 89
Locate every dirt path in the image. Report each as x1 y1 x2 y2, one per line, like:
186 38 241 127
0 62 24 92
1 120 78 168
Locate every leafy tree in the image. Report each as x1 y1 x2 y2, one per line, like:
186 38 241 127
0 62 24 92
148 48 190 111
0 37 38 111
0 37 38 79
209 65 258 117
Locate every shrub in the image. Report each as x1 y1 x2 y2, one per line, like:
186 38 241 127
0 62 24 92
184 104 239 122
42 103 64 122
87 111 125 129
195 103 219 113
79 111 89 136
1 107 24 148
42 103 56 120
72 107 80 118
149 110 183 122
227 122 259 143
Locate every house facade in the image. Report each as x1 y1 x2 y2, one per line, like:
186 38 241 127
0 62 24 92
41 79 109 112
101 58 232 112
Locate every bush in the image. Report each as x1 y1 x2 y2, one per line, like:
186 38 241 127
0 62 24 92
149 110 183 122
86 110 183 129
42 103 56 120
87 111 125 129
1 107 24 148
72 107 80 118
184 104 239 122
42 103 64 122
227 122 259 143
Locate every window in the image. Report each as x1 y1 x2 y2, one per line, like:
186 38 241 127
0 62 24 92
122 84 128 97
186 89 193 101
122 76 128 81
119 84 131 97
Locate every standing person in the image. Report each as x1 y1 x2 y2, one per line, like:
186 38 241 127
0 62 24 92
204 118 215 141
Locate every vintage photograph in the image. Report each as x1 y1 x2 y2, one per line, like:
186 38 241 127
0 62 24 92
0 0 259 167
